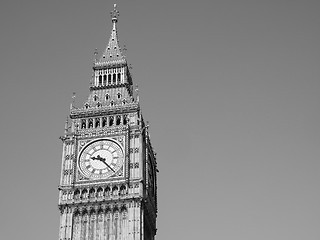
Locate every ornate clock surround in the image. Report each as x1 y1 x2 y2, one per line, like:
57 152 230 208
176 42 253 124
76 134 128 183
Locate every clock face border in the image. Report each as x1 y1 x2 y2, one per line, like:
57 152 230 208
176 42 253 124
77 137 125 180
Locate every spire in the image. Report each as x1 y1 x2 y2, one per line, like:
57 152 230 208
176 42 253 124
97 4 125 66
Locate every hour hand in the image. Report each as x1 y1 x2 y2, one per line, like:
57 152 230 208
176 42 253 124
92 156 115 172
91 155 105 162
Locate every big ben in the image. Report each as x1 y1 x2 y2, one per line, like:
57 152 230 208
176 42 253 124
58 4 158 240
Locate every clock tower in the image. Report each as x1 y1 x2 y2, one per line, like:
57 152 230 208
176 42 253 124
58 5 158 240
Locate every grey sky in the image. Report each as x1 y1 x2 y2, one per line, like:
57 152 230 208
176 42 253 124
0 0 319 239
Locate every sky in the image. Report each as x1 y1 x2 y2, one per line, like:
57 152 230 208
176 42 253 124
0 0 320 239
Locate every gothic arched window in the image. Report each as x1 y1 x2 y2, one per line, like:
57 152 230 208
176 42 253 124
81 189 88 199
95 118 100 128
113 73 116 84
98 75 102 86
89 188 95 199
81 119 86 129
120 185 126 195
102 117 107 127
118 73 121 83
109 116 114 126
108 74 112 84
123 115 128 125
103 75 107 85
112 186 118 196
88 119 93 128
114 210 119 219
121 209 127 220
117 93 121 99
74 189 80 200
97 187 103 198
98 210 104 222
116 116 121 125
104 186 110 197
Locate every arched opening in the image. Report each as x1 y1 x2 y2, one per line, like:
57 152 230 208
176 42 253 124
68 191 72 200
73 210 81 227
123 115 128 125
74 189 80 200
109 116 114 126
97 208 103 216
108 74 112 84
62 192 67 200
95 118 100 128
81 189 88 199
89 209 95 217
89 188 95 199
120 185 126 195
112 186 118 196
116 115 121 125
88 119 93 128
118 73 121 83
97 187 103 198
113 73 116 84
113 209 119 218
81 119 86 129
97 209 104 222
98 75 102 86
120 205 127 218
103 74 107 85
102 117 107 127
105 209 111 220
73 210 80 219
104 186 110 197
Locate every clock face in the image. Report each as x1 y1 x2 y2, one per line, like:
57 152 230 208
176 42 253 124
78 139 124 179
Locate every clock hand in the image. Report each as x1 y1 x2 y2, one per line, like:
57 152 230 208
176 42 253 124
99 159 116 173
91 155 104 161
91 155 115 173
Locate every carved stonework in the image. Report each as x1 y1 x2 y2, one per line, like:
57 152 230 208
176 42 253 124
77 171 89 181
58 4 157 240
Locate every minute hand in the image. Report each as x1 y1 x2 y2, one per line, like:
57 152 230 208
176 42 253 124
100 159 115 173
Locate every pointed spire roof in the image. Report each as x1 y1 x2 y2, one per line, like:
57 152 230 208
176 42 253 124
96 4 126 66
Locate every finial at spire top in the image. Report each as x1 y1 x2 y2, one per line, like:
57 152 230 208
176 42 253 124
110 3 119 23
